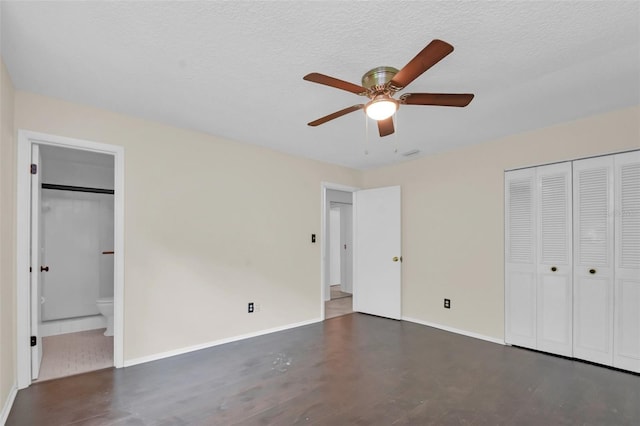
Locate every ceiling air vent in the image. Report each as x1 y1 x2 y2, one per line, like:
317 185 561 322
402 149 420 157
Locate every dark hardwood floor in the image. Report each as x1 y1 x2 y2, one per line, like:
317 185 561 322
7 313 639 425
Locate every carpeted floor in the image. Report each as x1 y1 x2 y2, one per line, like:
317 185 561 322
37 328 114 382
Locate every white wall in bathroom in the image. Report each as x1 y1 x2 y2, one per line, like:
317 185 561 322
42 190 114 320
40 145 114 190
39 146 114 325
40 315 106 337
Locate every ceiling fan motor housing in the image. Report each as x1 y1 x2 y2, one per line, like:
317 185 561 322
361 66 399 93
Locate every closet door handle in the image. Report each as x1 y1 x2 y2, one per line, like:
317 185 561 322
589 268 596 275
40 266 49 272
550 266 557 272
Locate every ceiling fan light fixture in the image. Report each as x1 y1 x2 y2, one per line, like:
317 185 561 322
365 95 398 121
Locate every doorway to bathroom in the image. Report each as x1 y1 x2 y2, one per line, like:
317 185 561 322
36 145 115 381
16 131 125 389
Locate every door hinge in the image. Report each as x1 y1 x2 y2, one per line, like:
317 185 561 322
30 336 37 347
30 164 37 174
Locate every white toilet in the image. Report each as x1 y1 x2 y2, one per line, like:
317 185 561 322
96 297 114 336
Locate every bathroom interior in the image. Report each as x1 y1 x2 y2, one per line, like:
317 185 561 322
35 145 115 382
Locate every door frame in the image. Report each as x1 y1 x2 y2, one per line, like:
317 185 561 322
320 182 359 319
16 130 125 389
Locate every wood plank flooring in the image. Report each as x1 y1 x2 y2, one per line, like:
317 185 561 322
7 314 639 425
329 285 351 300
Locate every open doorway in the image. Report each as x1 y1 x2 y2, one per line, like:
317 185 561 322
321 184 356 319
35 145 115 381
16 130 125 389
321 183 403 321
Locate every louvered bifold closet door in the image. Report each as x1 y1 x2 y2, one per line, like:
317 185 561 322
614 150 640 373
573 156 615 366
505 168 537 349
536 162 573 356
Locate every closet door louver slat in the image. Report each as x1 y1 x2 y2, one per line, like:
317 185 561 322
540 175 570 264
577 168 610 266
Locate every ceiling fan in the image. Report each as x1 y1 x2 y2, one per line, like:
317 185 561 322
303 39 474 137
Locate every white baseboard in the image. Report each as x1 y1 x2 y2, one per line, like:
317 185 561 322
41 315 107 337
124 317 323 367
1 383 18 425
402 316 505 346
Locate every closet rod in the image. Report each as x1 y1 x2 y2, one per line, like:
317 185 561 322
41 183 114 195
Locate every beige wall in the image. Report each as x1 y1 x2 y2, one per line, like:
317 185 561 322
14 91 361 361
362 106 640 339
5 78 640 375
0 59 17 411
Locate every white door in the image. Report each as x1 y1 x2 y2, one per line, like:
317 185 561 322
30 144 43 380
536 162 573 356
613 150 640 373
573 155 615 366
353 186 401 320
505 168 537 349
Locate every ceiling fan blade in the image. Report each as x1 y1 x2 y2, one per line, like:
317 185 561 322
377 117 395 137
400 93 474 107
389 40 454 90
307 104 365 126
303 73 367 95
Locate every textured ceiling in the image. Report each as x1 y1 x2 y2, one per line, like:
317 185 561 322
1 1 639 170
